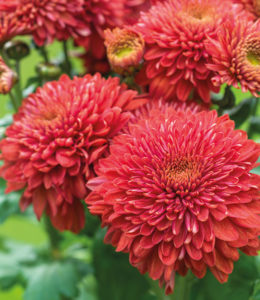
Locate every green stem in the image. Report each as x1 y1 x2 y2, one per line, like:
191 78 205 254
44 215 62 253
14 60 23 106
39 46 49 63
248 97 259 139
171 275 190 300
62 40 72 76
147 276 169 300
9 90 18 112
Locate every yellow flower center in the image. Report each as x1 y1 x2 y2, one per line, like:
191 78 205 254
247 50 260 66
165 157 201 186
114 46 134 59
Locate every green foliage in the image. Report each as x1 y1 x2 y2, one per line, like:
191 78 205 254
0 179 20 224
93 230 155 300
225 98 254 128
0 240 36 290
24 261 80 300
191 253 259 300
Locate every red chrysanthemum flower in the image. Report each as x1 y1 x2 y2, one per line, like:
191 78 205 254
206 19 260 97
0 0 89 46
0 12 29 45
134 0 246 102
233 0 260 19
75 0 127 60
86 107 260 294
105 27 145 74
76 0 150 63
0 73 146 233
0 56 17 94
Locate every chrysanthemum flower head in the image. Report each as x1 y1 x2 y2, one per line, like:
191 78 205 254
233 0 260 19
0 12 29 45
0 56 17 94
0 0 89 46
206 19 260 97
0 73 146 233
134 0 245 102
105 28 144 74
86 106 260 294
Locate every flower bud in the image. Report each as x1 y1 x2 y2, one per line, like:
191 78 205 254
36 63 62 80
0 56 17 94
3 40 30 61
104 27 145 75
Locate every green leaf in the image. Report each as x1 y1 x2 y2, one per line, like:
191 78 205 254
0 114 13 139
0 179 20 224
77 275 98 300
250 280 260 300
249 117 260 135
93 229 156 300
0 240 36 290
191 253 259 300
224 98 253 128
24 261 80 300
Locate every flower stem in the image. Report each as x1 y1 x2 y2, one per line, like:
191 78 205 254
62 40 72 76
147 276 169 300
44 215 62 255
171 276 189 300
248 97 259 139
14 60 23 105
171 272 196 300
9 90 19 112
39 45 49 63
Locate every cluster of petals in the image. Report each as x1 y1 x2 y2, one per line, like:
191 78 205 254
0 73 145 233
76 0 150 69
206 19 260 97
233 0 260 19
0 56 17 94
86 106 260 294
104 27 145 74
0 10 29 45
134 0 247 103
0 0 89 46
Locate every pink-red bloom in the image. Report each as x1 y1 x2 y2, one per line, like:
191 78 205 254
233 0 260 19
76 0 150 63
206 20 260 97
134 0 245 102
0 0 88 46
86 107 260 294
0 73 146 233
0 11 29 45
0 56 17 94
105 28 144 74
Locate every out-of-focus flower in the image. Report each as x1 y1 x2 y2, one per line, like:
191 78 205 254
0 73 146 233
206 20 260 97
105 28 144 74
0 56 17 94
0 0 89 46
76 0 150 64
36 63 62 80
134 0 247 102
86 107 260 294
0 12 28 45
78 51 110 75
3 40 30 61
233 0 260 19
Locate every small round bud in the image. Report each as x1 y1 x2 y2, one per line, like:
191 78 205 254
3 40 30 61
104 27 145 75
36 63 62 79
0 57 17 94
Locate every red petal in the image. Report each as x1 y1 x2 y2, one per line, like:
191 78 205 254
213 218 239 241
